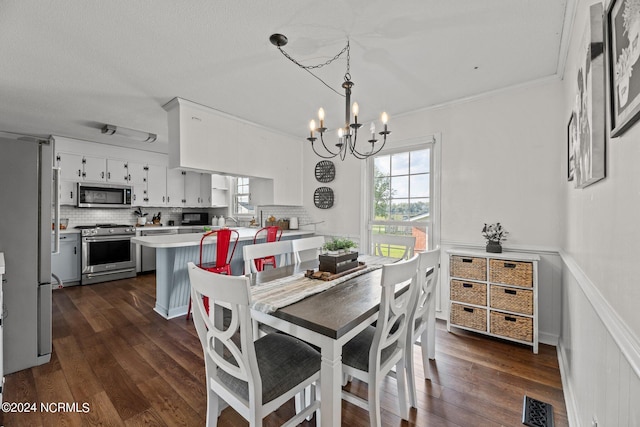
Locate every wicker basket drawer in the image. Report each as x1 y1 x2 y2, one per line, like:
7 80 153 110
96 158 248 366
450 280 487 306
490 311 533 342
450 256 487 281
490 285 533 315
450 303 487 332
489 259 533 287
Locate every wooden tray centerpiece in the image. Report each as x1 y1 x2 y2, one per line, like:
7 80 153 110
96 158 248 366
317 237 359 274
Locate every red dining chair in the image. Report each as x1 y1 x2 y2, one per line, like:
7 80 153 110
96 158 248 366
252 226 283 271
186 228 239 320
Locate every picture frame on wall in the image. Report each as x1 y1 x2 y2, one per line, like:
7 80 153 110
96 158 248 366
606 0 640 137
574 2 606 188
567 111 576 181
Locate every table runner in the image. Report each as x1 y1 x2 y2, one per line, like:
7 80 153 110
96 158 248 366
250 255 397 314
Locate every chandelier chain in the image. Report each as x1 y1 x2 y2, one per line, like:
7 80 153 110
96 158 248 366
276 41 349 70
276 41 350 97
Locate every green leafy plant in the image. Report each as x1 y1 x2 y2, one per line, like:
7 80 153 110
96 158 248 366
323 237 357 252
482 223 509 243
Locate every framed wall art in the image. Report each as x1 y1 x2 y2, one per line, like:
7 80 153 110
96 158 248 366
574 2 606 188
567 111 577 181
607 0 640 137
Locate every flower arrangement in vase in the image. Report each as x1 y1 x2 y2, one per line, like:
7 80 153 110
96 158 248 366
481 223 509 253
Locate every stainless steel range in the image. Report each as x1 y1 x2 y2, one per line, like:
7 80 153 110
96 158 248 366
76 224 136 285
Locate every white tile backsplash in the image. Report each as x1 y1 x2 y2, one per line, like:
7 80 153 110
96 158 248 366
59 206 227 228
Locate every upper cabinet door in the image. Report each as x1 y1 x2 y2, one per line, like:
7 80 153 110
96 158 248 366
184 172 202 207
106 159 129 184
146 164 167 206
82 155 106 182
56 152 84 181
166 169 186 206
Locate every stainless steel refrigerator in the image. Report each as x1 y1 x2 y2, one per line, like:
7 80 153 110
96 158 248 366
0 134 54 374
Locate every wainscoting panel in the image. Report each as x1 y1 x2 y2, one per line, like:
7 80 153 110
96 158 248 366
559 252 640 427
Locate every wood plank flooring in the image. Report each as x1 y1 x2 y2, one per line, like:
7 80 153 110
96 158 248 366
0 273 568 426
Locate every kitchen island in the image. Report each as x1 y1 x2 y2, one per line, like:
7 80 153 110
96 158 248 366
132 228 315 319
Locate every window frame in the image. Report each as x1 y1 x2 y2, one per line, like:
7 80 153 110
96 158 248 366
362 134 441 254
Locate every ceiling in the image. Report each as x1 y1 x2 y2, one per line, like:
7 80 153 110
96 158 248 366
0 0 573 153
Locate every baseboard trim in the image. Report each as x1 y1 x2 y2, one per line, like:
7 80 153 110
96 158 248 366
556 343 580 427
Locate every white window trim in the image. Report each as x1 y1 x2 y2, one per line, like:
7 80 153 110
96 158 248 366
360 133 441 254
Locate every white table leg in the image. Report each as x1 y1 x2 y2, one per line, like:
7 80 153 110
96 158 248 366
320 340 342 427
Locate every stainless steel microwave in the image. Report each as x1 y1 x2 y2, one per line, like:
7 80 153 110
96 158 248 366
77 183 132 208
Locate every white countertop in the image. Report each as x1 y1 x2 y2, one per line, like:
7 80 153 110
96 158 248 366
0 252 4 274
131 228 314 248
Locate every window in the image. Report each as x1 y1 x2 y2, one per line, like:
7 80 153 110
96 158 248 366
233 177 254 215
367 138 439 256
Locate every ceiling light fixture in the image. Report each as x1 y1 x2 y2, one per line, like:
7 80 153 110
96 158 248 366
101 124 157 143
269 33 390 161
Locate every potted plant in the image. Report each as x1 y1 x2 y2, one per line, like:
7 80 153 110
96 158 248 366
323 237 357 255
481 223 509 253
320 237 359 274
134 207 148 226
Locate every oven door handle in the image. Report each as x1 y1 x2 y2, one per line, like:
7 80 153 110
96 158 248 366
83 235 132 242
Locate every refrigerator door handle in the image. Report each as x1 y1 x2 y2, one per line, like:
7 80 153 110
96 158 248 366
52 167 61 254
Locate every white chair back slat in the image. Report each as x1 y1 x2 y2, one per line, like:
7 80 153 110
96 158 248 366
243 240 293 273
291 236 326 263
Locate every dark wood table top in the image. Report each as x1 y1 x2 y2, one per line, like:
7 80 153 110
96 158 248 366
250 260 408 340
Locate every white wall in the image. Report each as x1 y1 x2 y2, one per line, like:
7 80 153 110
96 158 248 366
303 77 566 342
558 0 640 425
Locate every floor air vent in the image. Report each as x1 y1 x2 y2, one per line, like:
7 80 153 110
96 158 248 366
522 395 554 427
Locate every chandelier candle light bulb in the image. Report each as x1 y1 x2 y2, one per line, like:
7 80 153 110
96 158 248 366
309 119 316 138
352 102 359 123
318 108 325 129
370 122 376 141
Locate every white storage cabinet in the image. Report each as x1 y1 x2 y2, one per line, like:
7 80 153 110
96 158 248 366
447 248 539 353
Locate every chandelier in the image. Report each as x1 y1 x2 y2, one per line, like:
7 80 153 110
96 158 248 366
270 34 390 160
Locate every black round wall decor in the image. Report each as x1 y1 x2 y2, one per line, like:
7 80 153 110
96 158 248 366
313 187 334 209
314 160 335 183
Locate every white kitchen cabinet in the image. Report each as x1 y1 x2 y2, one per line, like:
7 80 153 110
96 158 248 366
166 169 186 206
106 158 129 184
129 162 167 207
56 152 106 182
58 180 77 205
210 174 228 207
51 233 80 285
184 172 201 206
146 165 167 206
200 173 212 206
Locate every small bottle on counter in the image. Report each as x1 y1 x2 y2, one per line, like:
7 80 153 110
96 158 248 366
212 216 218 226
218 216 226 227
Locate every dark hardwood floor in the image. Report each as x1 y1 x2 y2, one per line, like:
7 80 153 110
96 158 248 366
1 273 568 426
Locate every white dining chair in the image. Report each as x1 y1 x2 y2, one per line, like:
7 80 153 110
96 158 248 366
291 236 325 263
370 234 416 260
340 254 419 427
187 262 321 427
406 248 440 408
243 240 293 274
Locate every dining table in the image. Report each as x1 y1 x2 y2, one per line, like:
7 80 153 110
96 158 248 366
248 255 406 427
